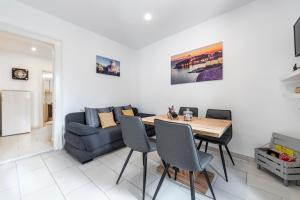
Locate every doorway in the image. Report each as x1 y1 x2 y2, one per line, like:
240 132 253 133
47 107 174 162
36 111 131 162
0 26 62 163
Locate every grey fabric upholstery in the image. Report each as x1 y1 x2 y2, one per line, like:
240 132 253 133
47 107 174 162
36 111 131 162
154 119 213 171
120 115 156 152
66 122 98 136
179 107 199 117
82 126 123 152
65 112 85 125
195 109 233 183
84 107 112 127
64 107 155 163
114 105 132 123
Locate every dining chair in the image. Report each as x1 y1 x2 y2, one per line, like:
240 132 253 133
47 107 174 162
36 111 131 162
116 115 169 200
179 107 199 117
195 109 234 182
153 119 216 200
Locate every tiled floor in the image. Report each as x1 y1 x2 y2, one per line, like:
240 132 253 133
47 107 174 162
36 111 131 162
0 146 299 200
0 125 53 163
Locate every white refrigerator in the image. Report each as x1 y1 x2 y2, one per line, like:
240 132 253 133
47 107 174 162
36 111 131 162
0 90 31 136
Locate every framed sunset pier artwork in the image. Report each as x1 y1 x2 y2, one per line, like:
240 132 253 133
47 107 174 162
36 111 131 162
96 55 120 77
171 42 223 85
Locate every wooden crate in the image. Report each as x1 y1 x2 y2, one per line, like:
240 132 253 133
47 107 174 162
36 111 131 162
255 133 300 186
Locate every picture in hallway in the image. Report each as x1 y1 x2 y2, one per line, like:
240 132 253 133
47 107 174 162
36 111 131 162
96 55 120 77
171 42 223 85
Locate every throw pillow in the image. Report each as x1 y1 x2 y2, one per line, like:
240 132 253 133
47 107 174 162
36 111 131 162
98 112 117 128
85 107 112 127
122 109 134 116
113 105 133 123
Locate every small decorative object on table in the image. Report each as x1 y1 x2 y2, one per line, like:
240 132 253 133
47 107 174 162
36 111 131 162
255 133 300 186
167 105 178 120
183 108 193 121
293 64 299 71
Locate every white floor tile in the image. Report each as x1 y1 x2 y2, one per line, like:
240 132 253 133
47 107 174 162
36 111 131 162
0 125 53 163
82 163 120 192
16 156 45 173
18 167 55 196
44 154 76 173
53 166 90 195
106 180 151 200
0 162 18 192
245 186 282 200
97 153 130 171
66 183 109 200
22 185 65 200
146 178 191 200
115 162 159 190
0 187 20 200
0 147 298 200
214 167 247 199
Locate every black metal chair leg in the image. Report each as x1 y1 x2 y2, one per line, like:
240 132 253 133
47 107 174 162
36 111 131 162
197 140 203 150
219 144 228 182
153 164 170 200
205 142 208 152
225 145 235 166
173 167 179 180
203 169 216 200
189 171 195 200
143 153 147 200
161 160 171 178
116 149 133 184
143 153 145 166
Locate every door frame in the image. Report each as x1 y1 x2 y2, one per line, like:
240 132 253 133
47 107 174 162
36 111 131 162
0 22 63 150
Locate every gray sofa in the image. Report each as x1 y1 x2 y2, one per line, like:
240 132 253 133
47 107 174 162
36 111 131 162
64 107 155 163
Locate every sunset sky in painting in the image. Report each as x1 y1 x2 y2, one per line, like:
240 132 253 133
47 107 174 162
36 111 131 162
171 42 223 61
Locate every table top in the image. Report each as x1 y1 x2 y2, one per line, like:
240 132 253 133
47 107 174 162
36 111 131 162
142 114 232 138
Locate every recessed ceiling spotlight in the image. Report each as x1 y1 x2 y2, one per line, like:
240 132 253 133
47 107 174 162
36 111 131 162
144 13 152 21
31 47 37 52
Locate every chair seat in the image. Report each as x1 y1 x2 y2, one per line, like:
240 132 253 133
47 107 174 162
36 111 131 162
195 128 232 145
148 137 157 152
197 151 213 169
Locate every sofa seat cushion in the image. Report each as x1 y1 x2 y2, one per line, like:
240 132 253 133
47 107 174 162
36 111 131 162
81 125 123 152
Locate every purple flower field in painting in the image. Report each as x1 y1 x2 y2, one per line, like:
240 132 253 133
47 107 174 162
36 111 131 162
196 65 223 82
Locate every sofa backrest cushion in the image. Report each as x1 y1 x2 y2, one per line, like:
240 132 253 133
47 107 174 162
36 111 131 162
113 105 132 123
85 107 112 127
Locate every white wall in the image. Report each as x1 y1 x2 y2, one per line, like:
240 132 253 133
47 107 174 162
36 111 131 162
137 0 300 157
0 2 138 119
1 0 300 157
0 51 52 128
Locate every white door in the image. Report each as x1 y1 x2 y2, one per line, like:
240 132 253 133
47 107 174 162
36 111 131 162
1 90 31 136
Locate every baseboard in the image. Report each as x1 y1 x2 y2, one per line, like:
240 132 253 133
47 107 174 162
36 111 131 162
203 145 255 162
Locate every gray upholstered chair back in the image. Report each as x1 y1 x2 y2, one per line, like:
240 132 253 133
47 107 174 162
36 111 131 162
179 107 198 117
154 119 201 171
120 115 151 152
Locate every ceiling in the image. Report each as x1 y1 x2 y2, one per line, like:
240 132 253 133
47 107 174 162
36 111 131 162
0 31 54 59
18 0 254 49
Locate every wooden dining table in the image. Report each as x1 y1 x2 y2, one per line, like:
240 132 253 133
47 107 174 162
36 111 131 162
142 114 232 138
142 114 232 194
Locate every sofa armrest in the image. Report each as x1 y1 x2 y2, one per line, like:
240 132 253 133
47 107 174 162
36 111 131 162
66 122 98 136
136 113 155 118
